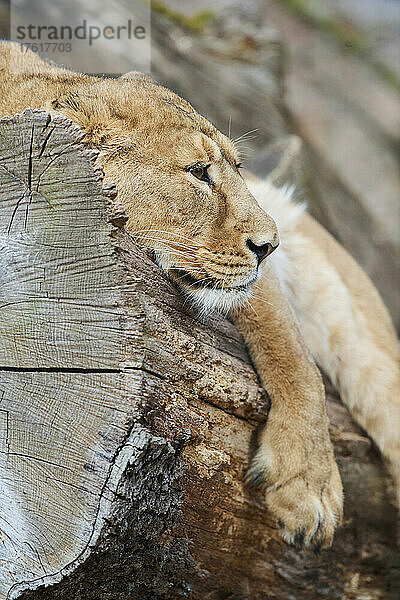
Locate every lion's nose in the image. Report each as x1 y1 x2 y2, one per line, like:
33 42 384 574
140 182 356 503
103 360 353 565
247 239 279 266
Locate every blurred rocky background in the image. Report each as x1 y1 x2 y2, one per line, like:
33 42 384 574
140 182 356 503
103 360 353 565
1 0 399 326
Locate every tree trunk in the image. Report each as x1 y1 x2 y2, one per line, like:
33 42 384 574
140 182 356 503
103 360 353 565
0 111 398 600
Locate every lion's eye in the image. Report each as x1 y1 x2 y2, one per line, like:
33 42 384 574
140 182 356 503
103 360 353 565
191 165 206 180
187 163 212 184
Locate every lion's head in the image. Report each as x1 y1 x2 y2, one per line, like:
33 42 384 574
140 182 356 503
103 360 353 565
56 74 279 314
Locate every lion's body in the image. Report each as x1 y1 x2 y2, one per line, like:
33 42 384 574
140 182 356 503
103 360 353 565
1 41 398 550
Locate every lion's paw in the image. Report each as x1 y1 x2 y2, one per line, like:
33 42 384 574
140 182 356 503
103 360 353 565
268 466 343 552
247 439 343 552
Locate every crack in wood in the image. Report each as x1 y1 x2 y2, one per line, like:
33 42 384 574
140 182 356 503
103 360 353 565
4 452 75 472
6 189 29 235
37 125 56 160
23 125 35 232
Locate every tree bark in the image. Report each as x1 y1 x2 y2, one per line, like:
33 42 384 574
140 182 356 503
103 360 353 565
0 111 398 600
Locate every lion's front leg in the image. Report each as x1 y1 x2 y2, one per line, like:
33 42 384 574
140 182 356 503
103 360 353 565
231 264 343 551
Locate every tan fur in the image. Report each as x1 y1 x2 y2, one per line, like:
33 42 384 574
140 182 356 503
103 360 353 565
1 42 398 551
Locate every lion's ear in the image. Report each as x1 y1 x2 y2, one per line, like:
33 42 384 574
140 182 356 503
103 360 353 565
49 91 111 147
51 91 80 114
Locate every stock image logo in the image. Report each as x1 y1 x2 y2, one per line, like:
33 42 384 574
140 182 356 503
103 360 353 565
10 0 151 75
16 20 147 47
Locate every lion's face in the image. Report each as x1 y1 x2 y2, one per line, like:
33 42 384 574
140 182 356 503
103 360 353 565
60 77 279 314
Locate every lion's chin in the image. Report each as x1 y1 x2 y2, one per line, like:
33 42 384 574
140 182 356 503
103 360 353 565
167 268 256 318
182 284 253 317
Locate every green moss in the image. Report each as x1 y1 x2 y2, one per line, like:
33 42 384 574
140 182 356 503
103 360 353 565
280 0 365 50
151 1 214 34
278 0 400 94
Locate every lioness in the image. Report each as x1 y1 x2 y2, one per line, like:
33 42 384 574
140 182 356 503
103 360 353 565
1 41 399 552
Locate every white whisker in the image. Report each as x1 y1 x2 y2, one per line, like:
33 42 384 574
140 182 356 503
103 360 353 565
250 293 274 307
233 128 259 143
185 276 215 290
132 235 198 252
245 298 258 317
